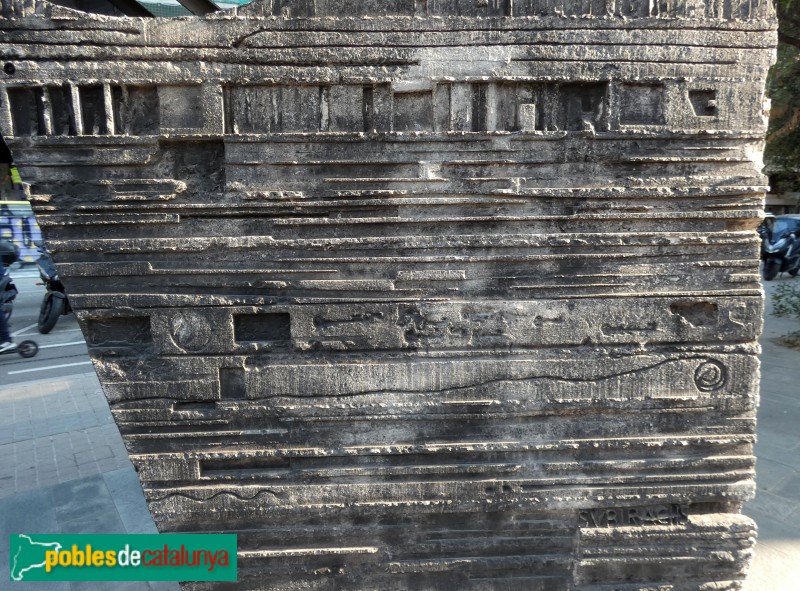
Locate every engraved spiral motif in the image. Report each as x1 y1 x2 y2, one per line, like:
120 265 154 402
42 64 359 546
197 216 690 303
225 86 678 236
169 312 212 353
694 360 727 392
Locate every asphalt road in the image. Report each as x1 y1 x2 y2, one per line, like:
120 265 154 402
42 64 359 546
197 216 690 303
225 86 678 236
1 268 92 386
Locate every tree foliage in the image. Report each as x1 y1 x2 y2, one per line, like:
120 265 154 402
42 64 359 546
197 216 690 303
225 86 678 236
777 0 800 48
766 0 800 191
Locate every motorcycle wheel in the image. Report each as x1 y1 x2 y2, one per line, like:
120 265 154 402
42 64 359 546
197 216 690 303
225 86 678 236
38 295 64 334
790 267 799 277
764 259 781 281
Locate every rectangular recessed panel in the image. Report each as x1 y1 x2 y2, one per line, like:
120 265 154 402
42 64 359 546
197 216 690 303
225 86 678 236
219 367 247 399
690 89 718 117
234 313 291 342
159 85 203 129
8 87 41 136
85 316 152 346
560 83 607 131
619 83 666 125
394 92 434 132
329 85 365 132
49 86 76 136
79 85 108 135
112 85 159 135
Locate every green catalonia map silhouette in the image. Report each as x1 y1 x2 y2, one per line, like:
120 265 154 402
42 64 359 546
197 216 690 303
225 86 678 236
10 535 62 581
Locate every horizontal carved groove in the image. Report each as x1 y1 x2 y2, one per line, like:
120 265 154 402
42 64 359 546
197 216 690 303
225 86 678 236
202 457 292 476
239 547 380 558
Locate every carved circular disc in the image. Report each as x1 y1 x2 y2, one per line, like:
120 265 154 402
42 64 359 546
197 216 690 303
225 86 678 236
169 312 212 353
694 360 727 392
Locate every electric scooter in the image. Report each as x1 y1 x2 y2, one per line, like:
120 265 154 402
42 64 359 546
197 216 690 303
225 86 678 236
0 340 38 358
1 241 39 359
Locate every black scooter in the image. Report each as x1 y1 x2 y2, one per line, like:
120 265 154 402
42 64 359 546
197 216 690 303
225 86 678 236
36 242 70 334
759 215 800 281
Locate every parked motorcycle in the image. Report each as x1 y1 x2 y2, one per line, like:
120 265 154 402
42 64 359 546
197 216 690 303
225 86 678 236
759 214 800 281
36 242 70 333
0 239 19 321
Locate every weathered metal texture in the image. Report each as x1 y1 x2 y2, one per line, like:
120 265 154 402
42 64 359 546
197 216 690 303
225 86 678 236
0 1 776 589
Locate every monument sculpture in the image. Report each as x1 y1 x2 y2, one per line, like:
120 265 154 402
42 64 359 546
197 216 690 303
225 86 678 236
0 0 776 588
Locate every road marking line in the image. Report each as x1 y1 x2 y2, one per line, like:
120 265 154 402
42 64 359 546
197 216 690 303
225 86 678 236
13 327 83 337
16 324 81 337
38 341 86 349
11 323 38 337
8 361 93 375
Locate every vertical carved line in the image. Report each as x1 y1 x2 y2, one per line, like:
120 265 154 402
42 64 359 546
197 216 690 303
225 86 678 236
0 85 13 137
271 85 281 132
542 84 559 131
204 83 225 135
39 87 53 136
433 83 451 132
607 80 621 131
69 83 83 136
222 85 232 135
119 85 131 136
320 85 330 132
363 86 374 133
485 82 498 132
103 83 115 136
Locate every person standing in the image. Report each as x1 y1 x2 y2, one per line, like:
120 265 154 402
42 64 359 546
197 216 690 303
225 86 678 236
0 238 17 352
1 133 19 352
0 304 14 353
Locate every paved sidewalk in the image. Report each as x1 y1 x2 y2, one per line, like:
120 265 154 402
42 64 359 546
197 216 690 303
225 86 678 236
0 372 178 591
743 279 800 591
0 282 799 589
0 374 129 495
